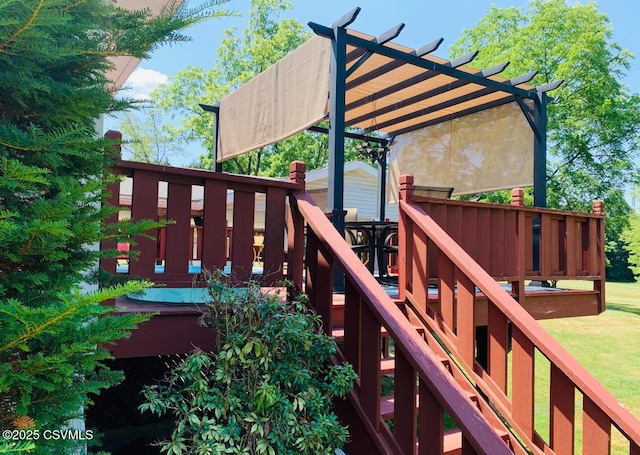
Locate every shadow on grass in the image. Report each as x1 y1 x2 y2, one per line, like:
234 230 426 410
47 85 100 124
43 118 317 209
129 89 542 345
606 303 640 317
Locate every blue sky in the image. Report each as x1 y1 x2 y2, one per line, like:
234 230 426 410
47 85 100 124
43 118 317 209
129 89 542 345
112 0 640 164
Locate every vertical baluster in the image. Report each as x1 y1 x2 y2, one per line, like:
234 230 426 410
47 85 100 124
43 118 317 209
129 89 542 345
566 216 577 276
394 347 417 454
549 364 575 455
476 208 491 272
263 186 286 284
100 169 122 281
360 303 381 431
343 278 361 377
201 179 228 272
438 254 455 330
539 213 552 277
456 274 475 369
418 378 444 455
630 440 640 455
488 303 508 392
165 182 192 274
490 209 505 276
512 326 535 441
231 190 255 282
305 228 319 310
503 210 517 278
129 171 159 279
583 396 611 454
412 226 429 307
316 244 333 336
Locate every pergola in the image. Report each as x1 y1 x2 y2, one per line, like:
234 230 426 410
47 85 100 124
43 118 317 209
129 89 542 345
206 7 561 235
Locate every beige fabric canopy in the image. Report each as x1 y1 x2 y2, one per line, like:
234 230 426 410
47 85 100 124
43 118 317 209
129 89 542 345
217 25 540 197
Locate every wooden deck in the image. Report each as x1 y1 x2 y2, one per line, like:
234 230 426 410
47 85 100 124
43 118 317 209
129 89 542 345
98 160 640 455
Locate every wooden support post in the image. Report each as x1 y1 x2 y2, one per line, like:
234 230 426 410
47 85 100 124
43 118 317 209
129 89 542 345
399 174 415 301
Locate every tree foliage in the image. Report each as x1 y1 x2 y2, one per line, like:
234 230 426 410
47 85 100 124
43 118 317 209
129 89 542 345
141 274 356 455
143 0 359 176
0 0 231 452
450 0 640 238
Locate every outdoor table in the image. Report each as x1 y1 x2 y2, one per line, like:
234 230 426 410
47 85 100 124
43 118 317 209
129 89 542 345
345 221 398 282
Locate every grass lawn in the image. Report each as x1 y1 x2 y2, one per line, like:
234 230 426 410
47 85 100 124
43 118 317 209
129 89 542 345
534 280 640 454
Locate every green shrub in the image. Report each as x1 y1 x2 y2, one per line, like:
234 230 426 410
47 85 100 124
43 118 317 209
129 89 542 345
141 274 357 455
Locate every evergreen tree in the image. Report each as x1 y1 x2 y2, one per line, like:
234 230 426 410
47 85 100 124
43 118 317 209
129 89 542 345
0 1 231 453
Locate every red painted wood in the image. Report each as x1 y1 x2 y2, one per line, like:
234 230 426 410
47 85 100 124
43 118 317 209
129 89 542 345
503 210 517 277
200 179 228 271
165 182 192 274
129 170 160 278
296 192 512 455
540 213 552 276
488 303 508 392
316 245 333 336
412 226 429 306
438 254 455 330
631 440 640 455
489 209 505 276
230 190 255 282
394 348 417 454
305 228 319 310
456 274 476 368
583 396 611 454
360 303 381 431
550 364 575 455
100 174 122 279
343 278 362 377
566 217 577 276
287 197 305 293
511 326 535 441
476 208 491 271
461 207 478 260
263 186 286 283
418 378 444 455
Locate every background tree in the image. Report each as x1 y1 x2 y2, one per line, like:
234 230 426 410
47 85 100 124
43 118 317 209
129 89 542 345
450 0 640 279
119 109 186 165
143 0 359 176
0 0 231 452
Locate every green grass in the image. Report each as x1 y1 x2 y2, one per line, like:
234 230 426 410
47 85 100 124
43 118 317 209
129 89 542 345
534 281 640 454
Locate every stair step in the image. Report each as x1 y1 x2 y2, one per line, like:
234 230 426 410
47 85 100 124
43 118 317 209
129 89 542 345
380 390 478 420
331 324 424 342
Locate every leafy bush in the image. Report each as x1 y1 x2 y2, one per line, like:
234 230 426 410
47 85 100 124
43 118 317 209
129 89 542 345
141 274 357 455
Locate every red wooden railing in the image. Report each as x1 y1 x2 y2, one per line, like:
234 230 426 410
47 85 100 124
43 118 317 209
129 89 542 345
101 159 301 287
414 187 606 312
288 164 513 455
398 175 640 454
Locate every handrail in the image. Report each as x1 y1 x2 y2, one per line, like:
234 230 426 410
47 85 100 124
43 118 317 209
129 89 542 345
292 191 512 454
400 198 640 453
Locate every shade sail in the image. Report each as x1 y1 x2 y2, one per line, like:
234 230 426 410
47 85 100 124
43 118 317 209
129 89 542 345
217 36 332 161
216 21 546 201
387 101 534 202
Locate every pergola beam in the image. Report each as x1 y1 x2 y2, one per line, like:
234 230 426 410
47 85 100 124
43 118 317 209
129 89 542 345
310 21 538 101
346 23 405 78
346 61 512 129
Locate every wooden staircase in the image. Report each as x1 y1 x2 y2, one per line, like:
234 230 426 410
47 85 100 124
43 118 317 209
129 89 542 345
332 296 522 454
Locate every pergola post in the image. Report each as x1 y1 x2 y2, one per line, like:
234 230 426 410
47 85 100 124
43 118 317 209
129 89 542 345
533 92 548 208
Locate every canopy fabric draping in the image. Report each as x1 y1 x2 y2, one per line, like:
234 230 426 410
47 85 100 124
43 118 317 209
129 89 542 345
387 101 534 202
216 25 540 199
217 36 332 161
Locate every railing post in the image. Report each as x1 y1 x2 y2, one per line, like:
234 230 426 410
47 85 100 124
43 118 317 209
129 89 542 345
398 175 415 301
511 188 524 206
288 161 306 296
592 200 606 312
511 188 526 302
